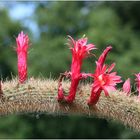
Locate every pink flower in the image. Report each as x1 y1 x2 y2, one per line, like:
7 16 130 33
88 46 122 105
135 73 140 98
16 31 29 83
58 36 96 103
123 78 131 95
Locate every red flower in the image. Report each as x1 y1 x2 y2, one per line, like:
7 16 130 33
135 73 140 98
88 46 122 105
123 78 131 95
16 31 29 83
58 36 96 103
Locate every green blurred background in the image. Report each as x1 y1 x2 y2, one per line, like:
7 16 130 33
0 1 140 138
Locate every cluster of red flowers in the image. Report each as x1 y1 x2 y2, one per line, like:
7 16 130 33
56 34 140 105
1 31 140 105
57 36 123 105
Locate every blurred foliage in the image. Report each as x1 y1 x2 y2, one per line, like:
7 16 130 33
0 1 140 138
0 9 21 79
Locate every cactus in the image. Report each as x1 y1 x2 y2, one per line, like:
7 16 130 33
1 78 140 133
1 32 140 134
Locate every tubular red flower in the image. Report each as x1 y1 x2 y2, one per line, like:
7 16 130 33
135 73 140 98
88 47 122 105
16 31 29 84
58 36 96 103
123 78 131 95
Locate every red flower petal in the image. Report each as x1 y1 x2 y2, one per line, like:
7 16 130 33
98 46 112 67
123 78 131 95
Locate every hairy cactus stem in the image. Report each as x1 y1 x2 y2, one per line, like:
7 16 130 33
1 78 140 133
